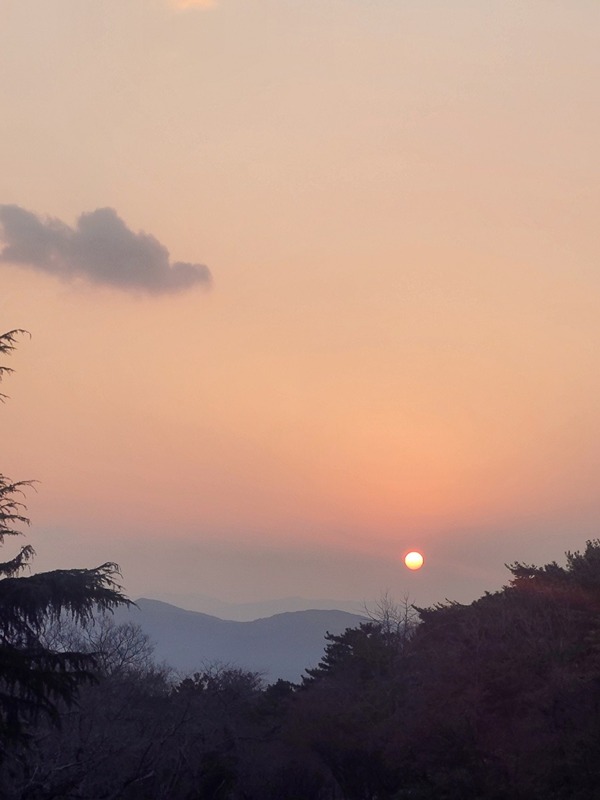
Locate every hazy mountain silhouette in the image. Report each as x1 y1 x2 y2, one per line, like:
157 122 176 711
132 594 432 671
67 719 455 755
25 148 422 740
114 599 366 682
148 592 367 621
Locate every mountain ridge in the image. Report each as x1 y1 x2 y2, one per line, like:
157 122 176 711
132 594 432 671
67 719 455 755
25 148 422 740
113 598 367 682
146 591 367 621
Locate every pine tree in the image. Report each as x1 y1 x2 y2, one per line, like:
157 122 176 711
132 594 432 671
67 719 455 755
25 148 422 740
0 330 129 749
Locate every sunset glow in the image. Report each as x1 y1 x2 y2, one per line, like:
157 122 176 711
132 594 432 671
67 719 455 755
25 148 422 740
1 1 598 609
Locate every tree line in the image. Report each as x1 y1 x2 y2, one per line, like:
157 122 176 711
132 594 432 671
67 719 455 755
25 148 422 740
3 330 600 799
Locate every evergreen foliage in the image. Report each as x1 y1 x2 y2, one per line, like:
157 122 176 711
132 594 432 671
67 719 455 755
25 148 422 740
0 330 129 750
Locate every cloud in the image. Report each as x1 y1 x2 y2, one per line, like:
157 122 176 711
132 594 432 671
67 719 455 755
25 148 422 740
0 205 212 294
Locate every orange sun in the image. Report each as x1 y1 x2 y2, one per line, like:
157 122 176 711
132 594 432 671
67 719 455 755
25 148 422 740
404 551 424 570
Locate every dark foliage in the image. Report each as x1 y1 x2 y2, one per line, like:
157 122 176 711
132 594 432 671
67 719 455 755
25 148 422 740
2 541 600 798
0 330 129 750
3 329 600 798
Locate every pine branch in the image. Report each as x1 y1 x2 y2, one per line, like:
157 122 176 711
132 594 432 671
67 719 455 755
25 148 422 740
0 475 33 540
0 330 29 402
0 565 131 636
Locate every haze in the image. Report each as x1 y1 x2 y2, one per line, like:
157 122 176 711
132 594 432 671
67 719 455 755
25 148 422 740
1 0 599 611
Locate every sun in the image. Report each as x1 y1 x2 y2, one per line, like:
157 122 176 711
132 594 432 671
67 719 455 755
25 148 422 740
404 551 424 570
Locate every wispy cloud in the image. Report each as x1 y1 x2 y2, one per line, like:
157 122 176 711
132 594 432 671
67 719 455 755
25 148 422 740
0 205 212 295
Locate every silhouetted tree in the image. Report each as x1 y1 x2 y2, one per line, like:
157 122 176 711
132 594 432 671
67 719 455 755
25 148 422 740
294 621 411 799
402 540 600 798
0 330 129 751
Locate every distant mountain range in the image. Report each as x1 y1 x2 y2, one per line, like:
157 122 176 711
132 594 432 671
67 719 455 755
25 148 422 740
114 598 367 683
147 592 368 621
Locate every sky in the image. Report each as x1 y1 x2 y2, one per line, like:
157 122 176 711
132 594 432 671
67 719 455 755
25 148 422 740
1 0 600 611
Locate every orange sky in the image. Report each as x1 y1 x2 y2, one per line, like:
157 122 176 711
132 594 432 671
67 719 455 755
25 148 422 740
1 0 599 607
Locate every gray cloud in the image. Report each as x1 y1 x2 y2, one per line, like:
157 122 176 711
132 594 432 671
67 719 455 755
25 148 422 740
0 205 212 294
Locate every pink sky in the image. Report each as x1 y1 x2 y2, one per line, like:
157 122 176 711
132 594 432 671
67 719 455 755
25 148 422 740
1 0 600 609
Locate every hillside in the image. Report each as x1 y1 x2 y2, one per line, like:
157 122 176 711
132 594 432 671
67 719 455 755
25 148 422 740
114 599 367 682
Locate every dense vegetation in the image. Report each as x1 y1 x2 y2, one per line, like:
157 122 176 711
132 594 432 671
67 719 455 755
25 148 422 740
1 543 600 799
4 331 600 798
